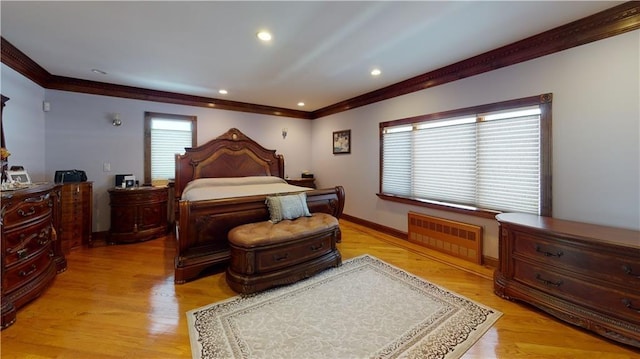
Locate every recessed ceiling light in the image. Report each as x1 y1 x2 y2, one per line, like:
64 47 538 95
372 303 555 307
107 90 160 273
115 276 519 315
257 31 272 42
218 89 228 95
91 68 107 75
297 102 305 107
371 68 381 76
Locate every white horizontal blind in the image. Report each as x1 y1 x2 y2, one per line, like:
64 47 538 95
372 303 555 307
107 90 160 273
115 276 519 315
477 115 540 213
382 128 412 196
151 119 193 181
381 107 542 214
413 122 476 205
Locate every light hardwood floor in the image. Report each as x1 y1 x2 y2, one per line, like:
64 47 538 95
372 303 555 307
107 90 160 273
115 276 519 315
1 220 638 358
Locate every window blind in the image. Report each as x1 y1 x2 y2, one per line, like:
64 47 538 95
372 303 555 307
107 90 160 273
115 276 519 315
477 115 540 213
150 120 192 181
382 128 412 195
381 107 542 214
413 122 477 205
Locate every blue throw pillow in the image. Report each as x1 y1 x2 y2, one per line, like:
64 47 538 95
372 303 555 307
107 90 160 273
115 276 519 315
265 192 311 223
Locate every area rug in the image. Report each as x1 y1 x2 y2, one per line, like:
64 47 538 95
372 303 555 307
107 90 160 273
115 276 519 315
186 254 502 359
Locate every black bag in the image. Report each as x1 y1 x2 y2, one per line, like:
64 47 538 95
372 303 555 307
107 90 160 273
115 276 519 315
54 169 87 183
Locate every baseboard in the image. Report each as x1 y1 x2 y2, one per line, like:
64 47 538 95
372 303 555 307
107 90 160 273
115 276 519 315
340 214 407 239
482 256 499 268
89 230 109 247
340 213 498 269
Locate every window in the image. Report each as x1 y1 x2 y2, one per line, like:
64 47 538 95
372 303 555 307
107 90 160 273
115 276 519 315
144 112 197 186
379 94 552 218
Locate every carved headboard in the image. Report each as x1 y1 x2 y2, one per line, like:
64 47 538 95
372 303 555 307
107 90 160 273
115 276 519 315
174 128 285 200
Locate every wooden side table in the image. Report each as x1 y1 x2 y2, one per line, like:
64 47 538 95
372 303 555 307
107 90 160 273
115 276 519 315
285 177 316 189
108 186 168 244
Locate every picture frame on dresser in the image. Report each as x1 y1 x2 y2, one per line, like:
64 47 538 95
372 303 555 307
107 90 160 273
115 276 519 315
6 170 31 184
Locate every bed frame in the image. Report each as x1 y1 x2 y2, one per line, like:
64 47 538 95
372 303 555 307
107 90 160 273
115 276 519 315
174 128 345 283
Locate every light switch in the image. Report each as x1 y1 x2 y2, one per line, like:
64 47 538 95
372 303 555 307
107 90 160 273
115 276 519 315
103 162 111 172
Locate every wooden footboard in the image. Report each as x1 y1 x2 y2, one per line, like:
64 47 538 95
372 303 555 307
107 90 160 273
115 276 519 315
174 186 345 283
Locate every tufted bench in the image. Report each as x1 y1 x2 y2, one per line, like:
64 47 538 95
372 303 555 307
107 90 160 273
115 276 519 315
226 212 342 294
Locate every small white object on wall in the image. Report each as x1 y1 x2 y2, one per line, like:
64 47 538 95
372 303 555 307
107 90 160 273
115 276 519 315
112 113 122 126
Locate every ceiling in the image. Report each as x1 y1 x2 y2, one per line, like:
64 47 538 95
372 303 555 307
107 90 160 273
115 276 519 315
0 1 623 112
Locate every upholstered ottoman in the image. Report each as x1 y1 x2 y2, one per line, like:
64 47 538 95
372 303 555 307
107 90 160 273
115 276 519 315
226 212 342 294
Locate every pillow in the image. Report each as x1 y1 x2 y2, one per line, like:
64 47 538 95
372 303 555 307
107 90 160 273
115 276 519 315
265 192 311 223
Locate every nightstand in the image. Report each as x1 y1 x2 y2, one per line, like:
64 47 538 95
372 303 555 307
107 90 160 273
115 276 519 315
107 186 168 244
286 177 316 189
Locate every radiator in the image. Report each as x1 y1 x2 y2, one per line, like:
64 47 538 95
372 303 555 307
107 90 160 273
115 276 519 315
407 211 483 264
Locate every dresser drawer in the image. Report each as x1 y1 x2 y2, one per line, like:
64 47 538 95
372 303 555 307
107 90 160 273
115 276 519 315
4 249 54 293
2 192 53 230
3 218 51 267
512 231 640 286
514 260 640 324
110 188 167 205
256 236 334 273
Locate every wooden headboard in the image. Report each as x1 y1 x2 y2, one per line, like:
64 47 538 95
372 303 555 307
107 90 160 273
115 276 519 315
174 128 285 200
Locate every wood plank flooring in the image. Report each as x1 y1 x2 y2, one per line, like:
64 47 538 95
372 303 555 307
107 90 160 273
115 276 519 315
2 219 638 358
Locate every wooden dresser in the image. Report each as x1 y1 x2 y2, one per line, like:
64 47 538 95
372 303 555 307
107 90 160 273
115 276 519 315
494 213 640 348
1 184 67 329
60 182 92 251
108 186 168 244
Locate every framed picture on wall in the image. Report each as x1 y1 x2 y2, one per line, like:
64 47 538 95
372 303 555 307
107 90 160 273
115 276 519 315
333 129 351 154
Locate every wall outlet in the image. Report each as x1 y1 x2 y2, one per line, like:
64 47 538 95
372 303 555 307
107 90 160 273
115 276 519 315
103 162 111 172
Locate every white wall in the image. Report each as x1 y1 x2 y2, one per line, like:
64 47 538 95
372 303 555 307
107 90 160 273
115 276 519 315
1 65 47 181
312 30 640 259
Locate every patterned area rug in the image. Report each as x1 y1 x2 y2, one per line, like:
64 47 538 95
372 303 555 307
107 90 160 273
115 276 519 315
186 254 502 359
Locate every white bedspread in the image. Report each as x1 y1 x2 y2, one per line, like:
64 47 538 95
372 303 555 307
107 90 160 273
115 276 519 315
181 176 310 201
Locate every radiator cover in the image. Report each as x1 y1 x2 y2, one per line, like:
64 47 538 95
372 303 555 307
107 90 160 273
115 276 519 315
407 211 483 264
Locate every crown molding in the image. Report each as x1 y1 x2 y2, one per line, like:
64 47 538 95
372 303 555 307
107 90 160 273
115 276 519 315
45 75 313 119
2 2 638 120
1 37 51 86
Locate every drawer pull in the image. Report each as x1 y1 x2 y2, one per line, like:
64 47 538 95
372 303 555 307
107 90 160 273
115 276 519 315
17 248 28 259
535 245 563 257
25 193 49 203
623 265 640 279
10 233 37 254
535 273 563 287
310 243 324 251
622 299 640 313
37 227 51 245
19 264 37 277
273 253 289 262
18 207 36 217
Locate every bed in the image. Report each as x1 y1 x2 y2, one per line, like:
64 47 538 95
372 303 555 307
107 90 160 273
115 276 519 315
173 128 345 283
